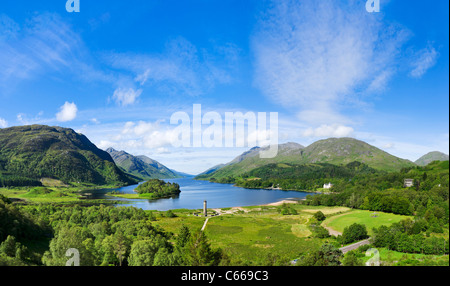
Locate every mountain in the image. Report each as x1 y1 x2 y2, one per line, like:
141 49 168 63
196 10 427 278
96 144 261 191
196 142 305 180
196 138 415 180
106 148 182 180
415 151 449 166
197 164 226 176
0 125 137 186
170 169 195 177
299 137 415 171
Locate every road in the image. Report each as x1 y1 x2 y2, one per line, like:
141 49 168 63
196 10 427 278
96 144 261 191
339 238 371 254
201 218 209 231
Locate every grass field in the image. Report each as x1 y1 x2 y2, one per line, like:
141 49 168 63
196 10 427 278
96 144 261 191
361 248 449 266
151 204 422 265
0 187 80 203
0 185 120 204
323 209 412 236
204 212 322 264
152 204 357 265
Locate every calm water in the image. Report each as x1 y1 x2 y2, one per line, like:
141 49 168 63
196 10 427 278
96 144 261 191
92 177 313 211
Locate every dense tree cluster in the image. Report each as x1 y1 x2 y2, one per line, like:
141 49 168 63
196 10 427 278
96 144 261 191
372 219 449 255
338 223 369 245
296 244 343 266
0 200 48 243
305 161 449 221
229 161 380 191
277 203 298 215
302 161 449 257
135 179 181 199
0 201 225 266
0 175 42 187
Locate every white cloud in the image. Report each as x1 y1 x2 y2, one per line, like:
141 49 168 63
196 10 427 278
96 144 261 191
302 124 354 138
252 0 409 125
56 101 78 122
102 120 181 151
15 112 49 125
409 43 439 78
0 118 7 128
156 147 170 154
97 140 116 150
112 87 143 107
90 118 100 124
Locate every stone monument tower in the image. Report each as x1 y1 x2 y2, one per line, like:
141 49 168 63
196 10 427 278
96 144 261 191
203 200 207 217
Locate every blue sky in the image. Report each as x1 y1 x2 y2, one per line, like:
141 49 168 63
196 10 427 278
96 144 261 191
0 0 448 174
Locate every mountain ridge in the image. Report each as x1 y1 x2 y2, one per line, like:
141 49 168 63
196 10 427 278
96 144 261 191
0 125 137 186
196 137 416 180
106 147 182 180
415 151 449 166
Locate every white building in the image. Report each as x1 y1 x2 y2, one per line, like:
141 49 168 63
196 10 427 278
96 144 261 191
404 179 414 188
323 182 333 189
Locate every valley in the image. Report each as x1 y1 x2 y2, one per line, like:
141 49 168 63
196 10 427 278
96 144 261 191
0 124 448 267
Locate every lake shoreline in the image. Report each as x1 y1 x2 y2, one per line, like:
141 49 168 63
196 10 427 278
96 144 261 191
85 177 314 211
194 177 326 194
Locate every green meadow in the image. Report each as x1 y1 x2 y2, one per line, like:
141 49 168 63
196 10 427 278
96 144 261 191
151 203 413 265
323 209 412 236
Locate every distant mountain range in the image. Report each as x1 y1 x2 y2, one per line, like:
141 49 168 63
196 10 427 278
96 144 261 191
415 151 449 166
1 125 447 188
0 125 137 186
196 137 418 180
105 148 184 180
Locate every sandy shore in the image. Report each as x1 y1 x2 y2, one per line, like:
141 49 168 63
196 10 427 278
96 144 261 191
262 198 304 207
210 198 304 215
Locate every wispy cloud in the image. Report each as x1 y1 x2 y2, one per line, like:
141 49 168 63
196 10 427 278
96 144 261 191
0 13 81 85
303 124 354 138
105 37 239 97
252 0 410 126
0 13 116 95
111 87 143 107
409 43 439 78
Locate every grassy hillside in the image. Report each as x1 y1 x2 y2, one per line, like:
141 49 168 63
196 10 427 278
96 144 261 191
197 138 415 181
299 137 415 172
196 142 305 180
415 151 449 166
106 148 181 180
0 125 137 186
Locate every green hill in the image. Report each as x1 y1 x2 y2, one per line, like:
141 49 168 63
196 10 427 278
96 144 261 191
196 138 415 181
106 148 181 180
415 151 449 166
299 137 415 171
196 142 305 180
0 125 137 186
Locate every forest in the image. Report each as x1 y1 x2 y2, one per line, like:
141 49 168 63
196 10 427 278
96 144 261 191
0 201 224 266
134 179 181 199
232 161 381 191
